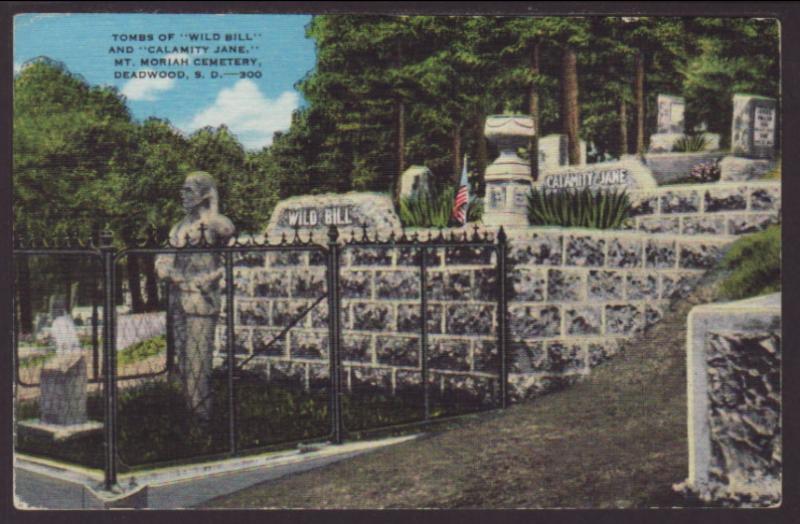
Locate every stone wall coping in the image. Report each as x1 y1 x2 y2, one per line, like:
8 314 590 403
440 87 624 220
630 179 780 196
688 292 781 315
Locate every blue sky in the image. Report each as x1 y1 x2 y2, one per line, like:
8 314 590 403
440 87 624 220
14 13 316 150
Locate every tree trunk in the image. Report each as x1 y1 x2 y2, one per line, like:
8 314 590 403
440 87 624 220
561 47 581 165
452 127 462 183
396 100 405 177
143 254 160 311
528 42 541 180
620 98 629 156
126 253 145 313
635 51 645 155
476 114 488 196
17 256 33 334
394 41 406 198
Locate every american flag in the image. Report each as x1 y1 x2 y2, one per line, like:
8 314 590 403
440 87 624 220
451 154 470 226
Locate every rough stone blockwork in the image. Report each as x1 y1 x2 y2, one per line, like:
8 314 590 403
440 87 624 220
215 224 735 403
628 181 780 236
681 293 781 506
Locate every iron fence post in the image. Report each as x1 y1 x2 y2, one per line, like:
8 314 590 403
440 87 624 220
496 227 509 409
99 230 118 491
225 251 237 455
91 287 99 380
419 246 430 420
327 225 344 444
164 282 175 377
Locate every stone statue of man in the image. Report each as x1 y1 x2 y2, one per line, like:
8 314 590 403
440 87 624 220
156 171 235 420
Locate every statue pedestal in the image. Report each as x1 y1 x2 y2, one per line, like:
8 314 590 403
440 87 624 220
19 353 101 441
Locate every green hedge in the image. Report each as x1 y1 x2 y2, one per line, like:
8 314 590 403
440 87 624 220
717 225 781 300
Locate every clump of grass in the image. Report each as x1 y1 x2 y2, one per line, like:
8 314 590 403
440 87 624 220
118 335 166 366
673 134 708 152
717 225 780 300
527 187 631 229
398 187 482 228
762 163 781 180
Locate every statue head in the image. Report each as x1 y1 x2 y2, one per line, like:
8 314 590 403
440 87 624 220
181 171 219 215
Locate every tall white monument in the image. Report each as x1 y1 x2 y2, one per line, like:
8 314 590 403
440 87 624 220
483 115 536 226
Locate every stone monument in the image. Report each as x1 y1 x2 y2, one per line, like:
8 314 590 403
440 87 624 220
649 94 686 153
20 295 101 440
483 114 536 226
266 191 402 240
156 171 235 420
535 157 657 193
731 94 777 159
397 165 433 200
721 94 778 181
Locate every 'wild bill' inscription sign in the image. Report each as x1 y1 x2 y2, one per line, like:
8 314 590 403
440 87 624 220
265 192 402 238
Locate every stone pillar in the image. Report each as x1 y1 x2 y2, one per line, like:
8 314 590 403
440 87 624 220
679 293 781 506
731 94 777 159
483 115 536 227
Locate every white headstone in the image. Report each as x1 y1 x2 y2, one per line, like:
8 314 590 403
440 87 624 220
537 134 588 174
657 94 685 134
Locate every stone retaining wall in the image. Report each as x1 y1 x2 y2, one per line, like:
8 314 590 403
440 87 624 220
215 227 736 401
627 181 780 236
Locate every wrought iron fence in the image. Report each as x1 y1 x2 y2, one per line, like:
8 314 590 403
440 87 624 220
13 223 510 491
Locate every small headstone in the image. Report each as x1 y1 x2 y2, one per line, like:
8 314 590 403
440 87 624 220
657 94 685 134
731 94 777 159
535 157 657 193
266 192 402 239
398 165 433 200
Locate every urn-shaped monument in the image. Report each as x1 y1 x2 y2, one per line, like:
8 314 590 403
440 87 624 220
483 115 536 226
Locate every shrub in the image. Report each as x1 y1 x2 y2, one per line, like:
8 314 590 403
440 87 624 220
398 187 482 228
688 161 721 183
718 225 781 300
763 163 781 180
673 134 708 152
527 187 631 229
118 335 166 366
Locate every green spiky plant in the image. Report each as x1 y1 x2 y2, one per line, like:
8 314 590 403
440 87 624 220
673 134 708 152
527 187 631 229
398 187 483 228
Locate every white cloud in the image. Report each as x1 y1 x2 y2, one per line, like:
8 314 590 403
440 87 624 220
121 71 176 101
184 81 299 149
14 62 21 74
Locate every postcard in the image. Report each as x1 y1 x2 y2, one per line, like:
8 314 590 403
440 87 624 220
9 8 782 510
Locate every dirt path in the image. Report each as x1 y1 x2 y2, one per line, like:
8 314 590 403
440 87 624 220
201 272 722 509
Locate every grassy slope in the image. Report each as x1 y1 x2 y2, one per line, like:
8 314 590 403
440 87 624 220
203 272 725 509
